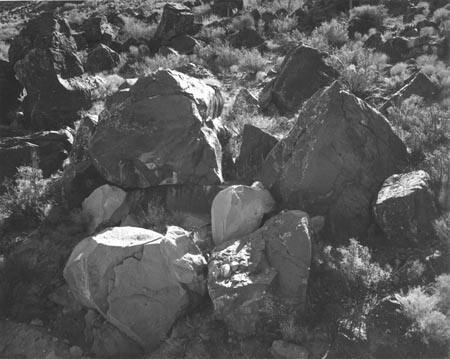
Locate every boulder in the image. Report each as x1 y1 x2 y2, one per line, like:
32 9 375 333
154 3 196 43
175 62 215 79
271 340 309 359
235 124 278 183
70 114 98 163
211 182 275 245
89 69 224 188
82 184 127 234
208 210 312 335
0 128 73 184
81 16 116 45
85 44 120 73
381 36 410 63
213 0 244 17
64 226 207 352
373 170 438 245
364 32 383 50
260 81 408 241
0 60 23 125
381 72 440 112
232 88 259 117
169 34 201 54
259 45 338 113
229 27 265 49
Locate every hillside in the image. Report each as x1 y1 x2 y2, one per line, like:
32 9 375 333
0 0 449 358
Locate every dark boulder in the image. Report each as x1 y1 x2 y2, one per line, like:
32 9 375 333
260 81 408 241
0 60 23 125
229 27 265 49
169 34 201 54
85 44 120 73
81 16 116 46
213 0 244 17
381 36 410 63
154 3 196 43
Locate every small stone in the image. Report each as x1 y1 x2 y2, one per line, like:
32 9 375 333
70 345 83 358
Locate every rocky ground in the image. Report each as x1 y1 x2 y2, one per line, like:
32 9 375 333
0 0 449 358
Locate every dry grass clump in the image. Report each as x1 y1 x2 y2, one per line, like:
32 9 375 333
119 16 158 41
121 53 192 77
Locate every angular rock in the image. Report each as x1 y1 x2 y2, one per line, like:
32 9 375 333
381 72 440 112
373 170 438 245
213 0 244 17
154 3 195 43
381 36 410 63
211 182 275 245
236 124 278 183
81 16 116 45
169 34 201 54
89 69 224 188
259 45 338 113
208 230 277 336
64 226 207 352
232 88 259 116
82 184 127 234
70 114 98 163
85 44 120 73
175 62 215 79
364 32 383 50
271 340 309 359
260 81 408 241
229 27 265 49
0 60 23 125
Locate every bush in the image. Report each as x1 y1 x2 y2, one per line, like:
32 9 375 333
120 53 192 77
119 16 157 41
0 167 59 228
394 274 450 346
348 5 387 38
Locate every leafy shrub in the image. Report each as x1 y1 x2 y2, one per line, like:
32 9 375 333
0 167 59 228
394 274 450 346
348 5 387 38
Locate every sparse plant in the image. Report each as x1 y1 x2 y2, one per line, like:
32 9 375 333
310 19 349 50
119 16 157 41
348 5 387 38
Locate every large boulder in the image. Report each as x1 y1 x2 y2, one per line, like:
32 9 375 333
208 210 312 335
85 44 120 73
82 184 127 234
211 182 275 245
260 81 408 241
64 226 207 352
373 170 438 245
259 45 338 113
154 3 196 43
0 60 23 125
235 124 278 183
89 69 224 188
381 72 440 112
0 128 73 185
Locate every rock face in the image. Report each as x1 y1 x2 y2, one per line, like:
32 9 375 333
235 124 278 183
82 184 127 233
208 210 312 335
0 60 23 125
89 69 224 188
0 129 73 184
154 3 196 43
259 45 338 113
381 72 440 112
211 182 275 245
260 81 408 240
373 170 438 245
64 226 207 352
85 44 120 73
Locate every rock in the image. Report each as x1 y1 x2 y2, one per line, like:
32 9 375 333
169 34 201 54
89 69 224 188
0 129 73 185
271 340 309 359
381 72 440 112
259 45 338 113
235 124 278 183
64 226 207 352
260 81 408 241
211 182 275 245
175 62 214 79
154 3 196 43
229 27 265 49
81 16 116 45
69 345 83 358
263 210 311 302
70 114 98 163
213 0 244 16
373 170 438 245
0 320 71 359
158 45 179 56
72 31 89 50
84 309 142 358
364 32 384 50
82 184 127 234
85 44 120 73
0 60 23 125
381 36 410 63
208 229 277 336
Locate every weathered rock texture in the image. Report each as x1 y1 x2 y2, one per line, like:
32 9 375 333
64 226 207 352
211 182 275 245
89 69 224 188
0 60 23 125
260 45 338 113
373 170 438 245
154 3 196 43
85 44 120 73
208 210 311 335
260 81 408 240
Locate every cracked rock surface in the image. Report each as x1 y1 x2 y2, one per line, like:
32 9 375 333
64 226 207 352
260 81 408 241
